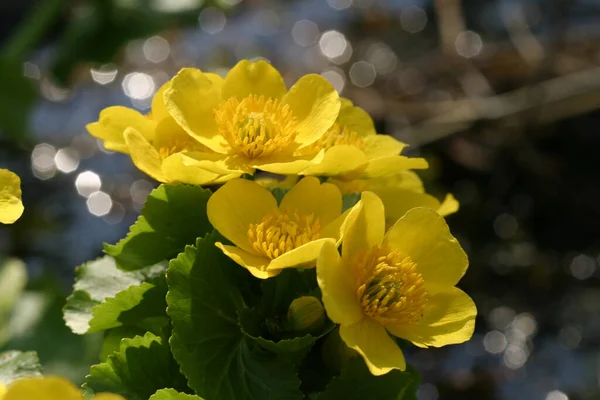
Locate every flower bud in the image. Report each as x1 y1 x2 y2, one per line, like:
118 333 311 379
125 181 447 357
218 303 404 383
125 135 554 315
286 296 325 336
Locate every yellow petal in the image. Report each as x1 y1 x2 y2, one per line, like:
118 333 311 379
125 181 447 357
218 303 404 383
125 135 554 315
175 152 250 175
373 187 441 223
164 68 227 153
124 128 166 182
253 150 324 175
362 135 408 160
153 115 206 152
161 154 222 185
280 177 341 226
337 99 376 136
87 106 156 153
255 175 299 189
222 60 287 100
4 376 83 400
267 238 335 270
207 179 278 253
216 243 278 279
151 80 171 122
93 394 126 400
339 318 406 375
385 287 476 348
385 171 425 193
283 74 340 147
0 169 24 224
316 240 363 325
342 191 385 259
0 382 6 397
360 155 429 179
321 208 353 244
437 193 459 217
210 172 245 184
301 145 368 177
383 207 468 289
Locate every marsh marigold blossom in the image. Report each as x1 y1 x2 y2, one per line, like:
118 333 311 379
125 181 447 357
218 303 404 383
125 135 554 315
0 376 123 400
0 169 24 224
163 60 341 177
317 192 476 375
300 98 428 178
87 78 233 185
207 177 353 279
328 171 459 225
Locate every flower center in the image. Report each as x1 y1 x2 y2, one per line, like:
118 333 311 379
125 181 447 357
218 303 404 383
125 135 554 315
248 209 321 259
353 245 428 325
297 123 364 156
214 95 298 159
320 123 365 149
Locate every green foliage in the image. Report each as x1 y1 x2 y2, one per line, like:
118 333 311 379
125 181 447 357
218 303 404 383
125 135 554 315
342 193 361 212
84 332 189 400
314 358 420 400
105 184 213 271
0 259 28 345
150 389 205 400
166 233 303 400
0 59 36 143
0 351 42 385
269 187 290 205
63 256 166 335
260 269 318 317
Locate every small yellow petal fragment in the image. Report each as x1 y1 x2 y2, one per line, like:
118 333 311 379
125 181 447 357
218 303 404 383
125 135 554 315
0 169 24 224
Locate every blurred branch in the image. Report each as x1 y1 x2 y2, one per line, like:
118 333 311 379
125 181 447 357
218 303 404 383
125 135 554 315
394 66 600 146
434 0 465 55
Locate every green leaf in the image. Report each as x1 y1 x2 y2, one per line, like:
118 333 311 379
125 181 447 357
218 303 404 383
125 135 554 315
260 269 318 317
99 326 148 362
238 308 317 355
239 307 334 358
84 332 189 400
88 277 168 334
63 256 165 334
167 233 303 400
105 184 213 271
315 358 420 400
150 388 205 400
0 351 42 385
342 193 361 212
269 187 290 205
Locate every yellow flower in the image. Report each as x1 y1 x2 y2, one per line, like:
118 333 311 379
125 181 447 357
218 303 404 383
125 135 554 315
329 171 459 225
0 169 24 224
317 192 476 375
87 80 232 185
207 177 352 279
164 60 341 176
0 376 124 400
300 98 428 179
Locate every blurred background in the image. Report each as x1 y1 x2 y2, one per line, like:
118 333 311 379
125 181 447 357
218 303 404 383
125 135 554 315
0 0 599 398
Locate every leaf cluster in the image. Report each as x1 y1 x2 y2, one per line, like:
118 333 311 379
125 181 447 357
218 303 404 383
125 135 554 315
53 183 420 399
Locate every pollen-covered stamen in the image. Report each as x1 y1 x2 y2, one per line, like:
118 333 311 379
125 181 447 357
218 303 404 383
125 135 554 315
248 209 321 259
215 95 298 159
353 245 428 325
320 123 365 149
